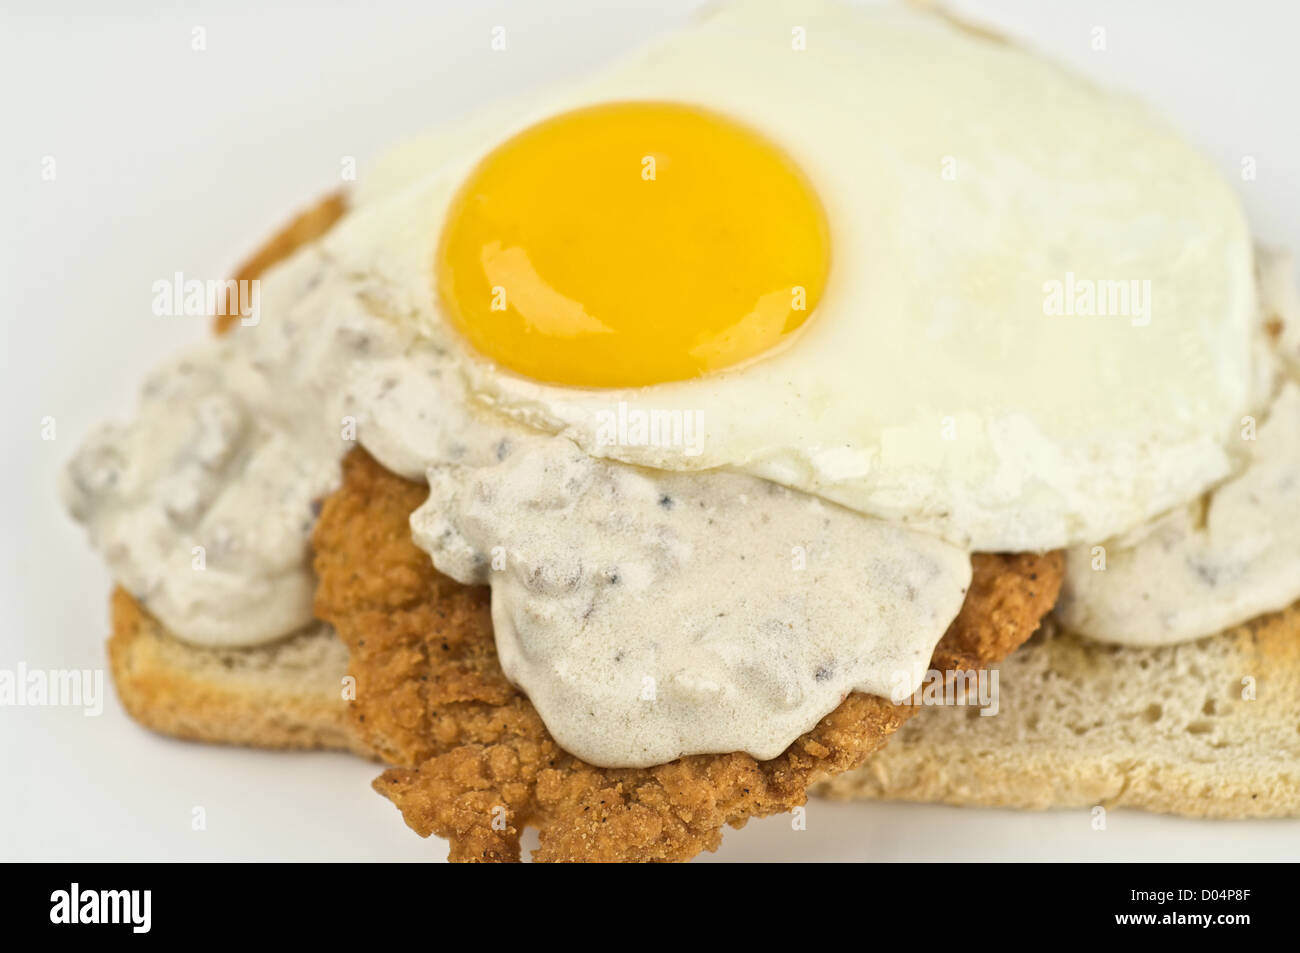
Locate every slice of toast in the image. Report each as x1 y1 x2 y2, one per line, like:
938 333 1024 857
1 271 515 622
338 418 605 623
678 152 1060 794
813 604 1300 818
109 588 372 756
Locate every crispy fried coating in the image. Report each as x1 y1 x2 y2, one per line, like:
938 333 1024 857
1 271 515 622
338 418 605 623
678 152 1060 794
313 449 1063 862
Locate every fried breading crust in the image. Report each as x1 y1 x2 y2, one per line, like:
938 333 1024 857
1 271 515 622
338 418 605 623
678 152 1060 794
313 449 1063 862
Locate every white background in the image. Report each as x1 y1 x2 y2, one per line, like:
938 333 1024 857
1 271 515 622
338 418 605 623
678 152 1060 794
3 0 1298 862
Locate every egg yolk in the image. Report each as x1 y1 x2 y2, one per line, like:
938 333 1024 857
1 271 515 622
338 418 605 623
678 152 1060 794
436 101 830 388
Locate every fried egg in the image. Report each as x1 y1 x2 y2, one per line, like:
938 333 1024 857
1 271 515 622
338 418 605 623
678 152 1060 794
327 0 1256 552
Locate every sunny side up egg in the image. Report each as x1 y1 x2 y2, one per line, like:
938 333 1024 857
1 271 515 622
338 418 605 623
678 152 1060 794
327 0 1257 553
438 101 831 388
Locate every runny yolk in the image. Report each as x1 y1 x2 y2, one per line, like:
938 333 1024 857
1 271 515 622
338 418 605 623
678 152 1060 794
436 101 831 388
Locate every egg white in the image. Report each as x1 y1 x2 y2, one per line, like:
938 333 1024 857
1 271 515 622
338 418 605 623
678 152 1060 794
325 0 1256 552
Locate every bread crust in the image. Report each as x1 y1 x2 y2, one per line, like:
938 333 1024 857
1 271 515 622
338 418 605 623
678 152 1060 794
108 587 372 756
213 193 346 334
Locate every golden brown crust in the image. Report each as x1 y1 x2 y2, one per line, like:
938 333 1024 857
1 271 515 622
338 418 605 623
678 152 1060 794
213 192 347 334
108 587 372 755
313 449 1063 862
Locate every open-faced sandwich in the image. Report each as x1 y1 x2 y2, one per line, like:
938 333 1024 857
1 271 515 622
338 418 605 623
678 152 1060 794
63 0 1299 861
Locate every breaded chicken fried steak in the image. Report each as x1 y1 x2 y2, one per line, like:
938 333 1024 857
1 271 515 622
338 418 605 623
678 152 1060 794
66 1 1300 862
313 450 1059 861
